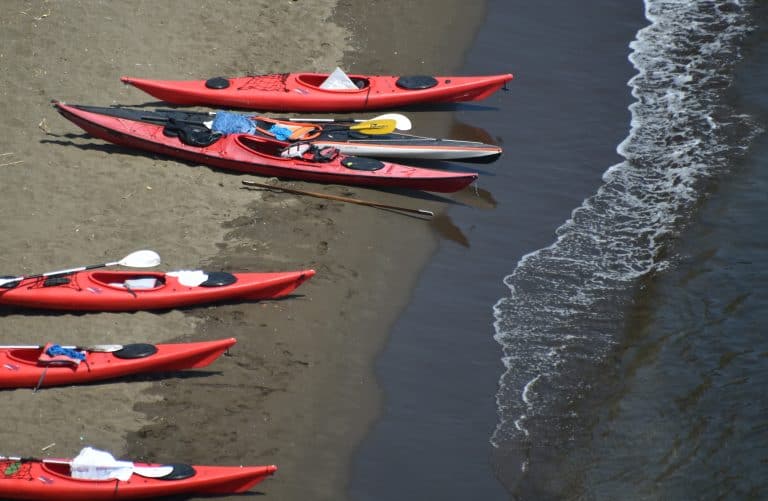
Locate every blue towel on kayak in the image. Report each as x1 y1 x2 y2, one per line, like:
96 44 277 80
46 344 86 362
267 124 293 141
211 111 256 135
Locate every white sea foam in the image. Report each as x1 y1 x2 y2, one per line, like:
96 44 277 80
492 0 760 451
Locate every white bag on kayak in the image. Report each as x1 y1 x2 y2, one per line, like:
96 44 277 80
319 67 357 90
166 270 208 287
70 447 134 481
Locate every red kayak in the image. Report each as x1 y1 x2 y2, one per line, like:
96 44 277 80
0 338 236 389
120 72 513 112
0 456 276 500
54 102 478 193
0 269 314 311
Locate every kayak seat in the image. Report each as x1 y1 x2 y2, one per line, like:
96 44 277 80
200 271 238 287
113 343 158 359
340 156 385 171
205 77 231 89
396 75 439 90
352 78 369 89
158 463 197 481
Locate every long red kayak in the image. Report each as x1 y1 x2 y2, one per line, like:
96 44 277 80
120 72 513 112
0 269 314 311
0 456 276 500
0 338 236 388
54 102 478 193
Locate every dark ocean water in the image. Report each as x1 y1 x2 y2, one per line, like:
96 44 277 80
351 0 766 499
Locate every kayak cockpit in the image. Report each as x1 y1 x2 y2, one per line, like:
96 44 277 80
90 271 166 291
235 136 285 159
39 461 112 482
236 136 341 164
295 73 370 91
6 347 45 364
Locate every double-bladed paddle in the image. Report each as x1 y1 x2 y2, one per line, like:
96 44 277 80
283 112 412 131
0 250 161 288
141 114 399 136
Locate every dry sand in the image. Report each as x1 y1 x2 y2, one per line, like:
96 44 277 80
0 1 486 499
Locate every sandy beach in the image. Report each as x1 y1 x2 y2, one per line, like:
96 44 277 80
0 1 486 499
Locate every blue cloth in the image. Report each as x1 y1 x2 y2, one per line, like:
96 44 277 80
46 344 86 361
211 111 256 135
267 124 293 141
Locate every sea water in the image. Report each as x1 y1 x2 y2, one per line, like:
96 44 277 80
492 0 767 498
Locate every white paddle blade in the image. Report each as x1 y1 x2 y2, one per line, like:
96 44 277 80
372 113 412 131
118 250 161 268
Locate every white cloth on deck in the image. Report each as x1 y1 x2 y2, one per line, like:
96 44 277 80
166 270 209 287
70 447 134 481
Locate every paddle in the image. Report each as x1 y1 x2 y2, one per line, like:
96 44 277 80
0 456 173 478
282 113 413 131
0 344 124 352
0 250 161 288
242 179 434 217
141 115 397 136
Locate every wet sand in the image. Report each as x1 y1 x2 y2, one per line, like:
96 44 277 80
0 1 487 500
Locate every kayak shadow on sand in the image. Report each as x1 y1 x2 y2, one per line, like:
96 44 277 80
40 134 167 158
0 370 227 393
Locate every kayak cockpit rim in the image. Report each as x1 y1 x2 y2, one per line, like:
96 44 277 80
39 461 115 482
89 271 166 291
294 73 370 92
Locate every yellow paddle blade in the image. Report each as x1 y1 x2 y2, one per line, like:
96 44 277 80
348 119 396 135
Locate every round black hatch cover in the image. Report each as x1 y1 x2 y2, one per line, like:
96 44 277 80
205 77 231 89
158 463 197 481
113 343 158 359
340 157 384 171
395 75 438 90
200 271 238 287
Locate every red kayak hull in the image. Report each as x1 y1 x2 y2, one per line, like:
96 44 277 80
120 72 513 112
0 338 236 388
0 459 276 500
54 102 477 192
0 269 314 311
